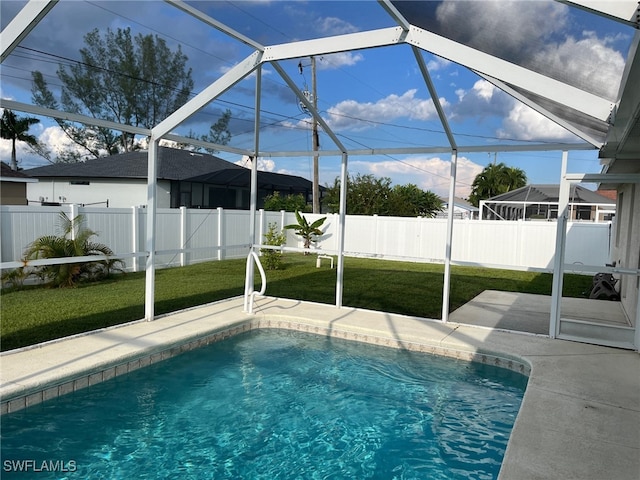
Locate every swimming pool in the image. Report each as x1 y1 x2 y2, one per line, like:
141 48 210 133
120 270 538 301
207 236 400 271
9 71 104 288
1 329 526 479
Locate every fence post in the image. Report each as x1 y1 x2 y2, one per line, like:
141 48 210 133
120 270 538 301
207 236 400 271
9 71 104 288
69 204 79 240
258 209 264 254
180 206 187 267
132 206 140 272
217 207 224 261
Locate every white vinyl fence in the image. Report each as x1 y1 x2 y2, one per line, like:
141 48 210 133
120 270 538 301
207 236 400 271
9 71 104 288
0 205 612 273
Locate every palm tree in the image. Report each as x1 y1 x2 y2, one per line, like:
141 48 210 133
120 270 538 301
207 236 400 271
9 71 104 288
468 162 527 207
0 109 41 170
284 211 326 252
23 212 124 287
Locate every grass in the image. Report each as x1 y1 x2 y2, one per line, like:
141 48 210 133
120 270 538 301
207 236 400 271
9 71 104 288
0 254 592 352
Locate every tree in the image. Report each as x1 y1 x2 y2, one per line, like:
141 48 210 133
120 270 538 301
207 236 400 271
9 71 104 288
263 191 309 212
388 184 443 217
0 109 42 170
323 173 392 215
183 109 232 155
323 173 442 217
468 162 527 207
22 212 124 288
31 27 200 160
284 211 326 251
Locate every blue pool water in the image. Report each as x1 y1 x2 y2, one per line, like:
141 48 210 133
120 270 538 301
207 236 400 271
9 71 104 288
1 330 526 479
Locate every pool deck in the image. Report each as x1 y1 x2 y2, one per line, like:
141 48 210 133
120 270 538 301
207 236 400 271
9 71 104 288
1 294 639 479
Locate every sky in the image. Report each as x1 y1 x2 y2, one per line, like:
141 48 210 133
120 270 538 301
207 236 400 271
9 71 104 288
1 0 635 198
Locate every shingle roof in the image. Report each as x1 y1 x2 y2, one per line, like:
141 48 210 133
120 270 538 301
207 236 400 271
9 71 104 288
187 169 313 193
23 147 245 180
440 196 478 211
1 162 38 182
487 184 615 204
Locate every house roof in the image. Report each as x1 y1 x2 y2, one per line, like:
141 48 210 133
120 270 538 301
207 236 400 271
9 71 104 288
187 169 314 193
440 196 478 212
486 184 615 204
1 162 38 183
22 147 314 193
23 147 245 181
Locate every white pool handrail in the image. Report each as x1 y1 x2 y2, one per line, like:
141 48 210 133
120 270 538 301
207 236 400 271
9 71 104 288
244 250 266 314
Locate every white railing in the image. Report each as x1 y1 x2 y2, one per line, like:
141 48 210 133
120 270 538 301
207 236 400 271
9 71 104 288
0 205 612 274
243 251 266 314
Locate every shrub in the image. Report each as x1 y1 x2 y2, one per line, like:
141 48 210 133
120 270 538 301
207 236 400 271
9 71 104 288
261 222 286 270
21 211 125 288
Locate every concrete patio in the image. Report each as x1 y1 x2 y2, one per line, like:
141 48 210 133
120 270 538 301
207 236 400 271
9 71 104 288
449 289 631 335
1 295 638 479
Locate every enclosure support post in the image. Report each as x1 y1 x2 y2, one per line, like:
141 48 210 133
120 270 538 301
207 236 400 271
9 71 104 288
336 152 348 308
144 139 159 321
180 206 187 267
550 151 569 338
441 150 458 322
246 65 262 306
217 207 223 261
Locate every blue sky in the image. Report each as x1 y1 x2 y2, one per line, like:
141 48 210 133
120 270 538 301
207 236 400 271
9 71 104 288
1 1 635 197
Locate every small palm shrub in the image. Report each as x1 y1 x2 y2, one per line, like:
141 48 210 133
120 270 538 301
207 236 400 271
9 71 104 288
261 222 286 270
284 211 326 253
18 211 124 288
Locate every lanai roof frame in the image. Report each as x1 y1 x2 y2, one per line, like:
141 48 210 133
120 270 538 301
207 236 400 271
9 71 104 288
1 0 639 345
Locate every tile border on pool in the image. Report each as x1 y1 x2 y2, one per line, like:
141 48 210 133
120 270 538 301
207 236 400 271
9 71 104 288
1 316 529 414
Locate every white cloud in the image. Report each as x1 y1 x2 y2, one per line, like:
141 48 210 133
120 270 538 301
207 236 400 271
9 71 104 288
436 0 568 63
349 155 483 198
318 16 358 35
427 57 451 72
530 31 625 100
235 155 276 172
452 79 513 119
497 103 574 141
325 89 445 131
317 52 364 70
435 0 624 101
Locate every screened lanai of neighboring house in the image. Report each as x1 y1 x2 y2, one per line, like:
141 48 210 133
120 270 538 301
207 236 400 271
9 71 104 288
480 184 617 222
1 0 640 349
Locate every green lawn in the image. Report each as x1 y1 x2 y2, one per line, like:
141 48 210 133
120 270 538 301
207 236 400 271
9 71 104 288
0 254 592 351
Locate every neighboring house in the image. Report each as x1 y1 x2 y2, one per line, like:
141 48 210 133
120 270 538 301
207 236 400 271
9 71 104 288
437 196 479 219
479 184 615 222
0 162 37 205
23 147 314 209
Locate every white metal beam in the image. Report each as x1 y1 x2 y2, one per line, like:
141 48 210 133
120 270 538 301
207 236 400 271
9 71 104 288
153 51 262 139
335 152 349 308
406 26 614 121
263 27 407 62
556 1 640 26
550 151 570 338
476 72 606 148
162 133 252 156
144 139 159 321
270 61 347 153
377 0 411 30
441 150 458 323
164 0 265 51
565 173 640 183
256 142 595 158
412 47 457 149
0 0 57 63
0 99 151 136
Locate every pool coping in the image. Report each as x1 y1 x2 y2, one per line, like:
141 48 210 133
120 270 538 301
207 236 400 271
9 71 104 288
1 296 639 479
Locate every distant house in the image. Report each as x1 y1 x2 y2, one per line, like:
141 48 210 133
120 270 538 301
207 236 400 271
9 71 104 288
0 162 38 205
437 196 479 219
480 184 616 222
23 147 314 209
